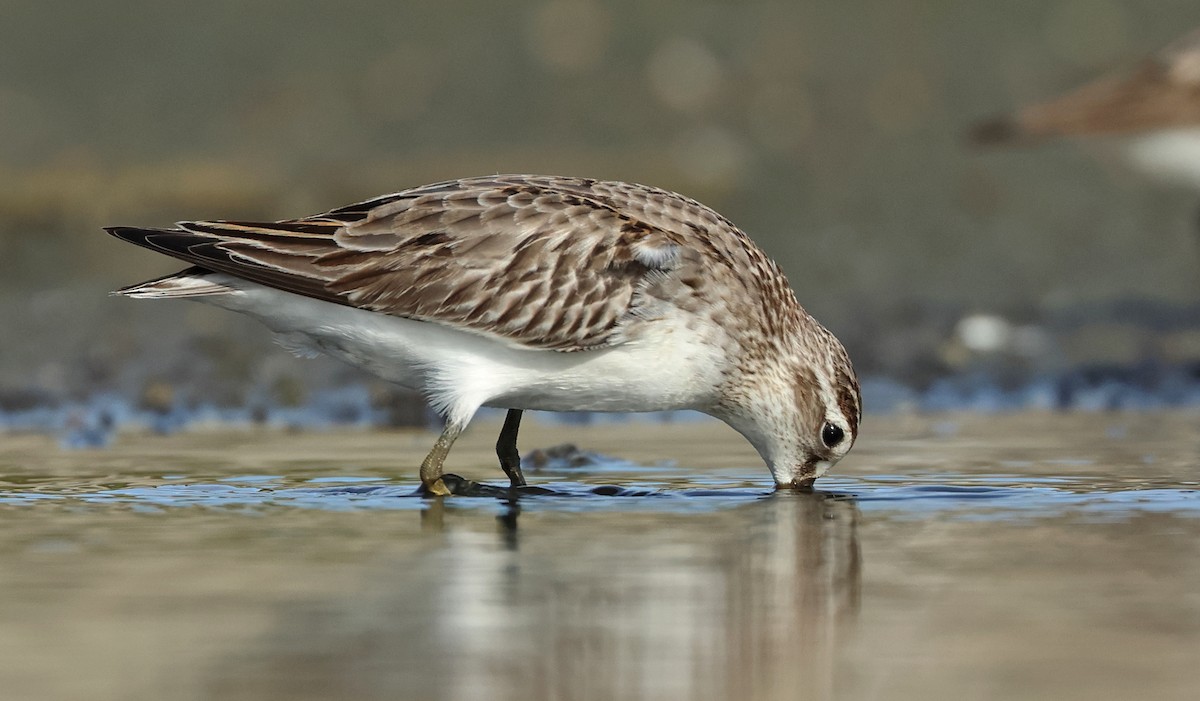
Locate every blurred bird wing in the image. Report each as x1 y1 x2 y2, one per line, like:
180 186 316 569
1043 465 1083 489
1013 59 1200 137
975 29 1200 143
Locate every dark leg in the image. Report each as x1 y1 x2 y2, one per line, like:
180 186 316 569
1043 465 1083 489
496 409 527 487
419 421 465 496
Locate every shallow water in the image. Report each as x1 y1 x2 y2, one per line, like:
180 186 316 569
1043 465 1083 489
1 414 1199 700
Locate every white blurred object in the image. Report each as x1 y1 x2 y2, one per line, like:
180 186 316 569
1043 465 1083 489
1124 127 1200 190
956 314 1013 354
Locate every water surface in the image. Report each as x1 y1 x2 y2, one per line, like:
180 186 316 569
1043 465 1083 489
1 413 1198 700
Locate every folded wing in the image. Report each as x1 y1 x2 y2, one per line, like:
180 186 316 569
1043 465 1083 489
107 175 705 351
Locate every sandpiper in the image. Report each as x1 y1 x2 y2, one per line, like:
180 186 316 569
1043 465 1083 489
108 175 860 495
971 28 1200 189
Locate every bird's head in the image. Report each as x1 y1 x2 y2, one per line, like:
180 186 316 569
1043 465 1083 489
717 322 860 488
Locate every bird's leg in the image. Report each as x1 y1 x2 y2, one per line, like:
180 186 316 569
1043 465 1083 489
496 409 527 487
419 421 465 496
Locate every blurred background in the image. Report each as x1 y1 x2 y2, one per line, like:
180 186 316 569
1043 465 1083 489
4 0 1200 436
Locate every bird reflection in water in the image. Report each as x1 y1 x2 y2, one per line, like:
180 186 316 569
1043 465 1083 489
210 489 860 701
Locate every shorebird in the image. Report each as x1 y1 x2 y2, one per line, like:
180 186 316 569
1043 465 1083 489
971 28 1200 189
108 175 860 495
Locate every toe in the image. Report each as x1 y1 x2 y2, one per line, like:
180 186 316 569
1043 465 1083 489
419 478 453 497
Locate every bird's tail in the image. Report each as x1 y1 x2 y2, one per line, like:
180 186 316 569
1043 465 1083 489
113 266 234 299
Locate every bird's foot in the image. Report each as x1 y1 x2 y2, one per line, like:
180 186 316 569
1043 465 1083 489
418 476 453 497
419 473 555 497
417 473 490 497
440 473 485 495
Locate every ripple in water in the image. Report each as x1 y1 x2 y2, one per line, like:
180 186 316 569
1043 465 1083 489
0 468 1195 520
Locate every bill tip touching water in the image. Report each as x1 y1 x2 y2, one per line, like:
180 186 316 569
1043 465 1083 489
106 174 860 494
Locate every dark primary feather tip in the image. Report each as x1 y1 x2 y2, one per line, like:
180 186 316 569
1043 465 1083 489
967 116 1028 146
105 225 181 246
105 225 143 241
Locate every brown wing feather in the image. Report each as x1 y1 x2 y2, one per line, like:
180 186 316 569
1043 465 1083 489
1014 60 1200 136
108 175 759 351
973 29 1200 143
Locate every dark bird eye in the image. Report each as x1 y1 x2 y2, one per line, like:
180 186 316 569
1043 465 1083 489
821 422 845 448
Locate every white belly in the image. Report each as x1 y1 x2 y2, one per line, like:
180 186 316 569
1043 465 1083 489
201 279 724 426
1122 128 1200 190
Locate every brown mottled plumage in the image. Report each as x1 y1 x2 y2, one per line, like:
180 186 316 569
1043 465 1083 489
108 175 860 494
